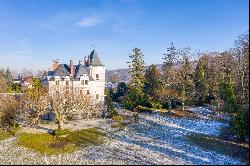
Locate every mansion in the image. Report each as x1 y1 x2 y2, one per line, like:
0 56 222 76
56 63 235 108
44 49 105 103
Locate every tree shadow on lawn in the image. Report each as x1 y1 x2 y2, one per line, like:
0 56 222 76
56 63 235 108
102 117 243 165
33 125 54 134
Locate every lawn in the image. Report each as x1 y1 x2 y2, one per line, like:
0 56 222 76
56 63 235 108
61 127 106 147
16 128 106 155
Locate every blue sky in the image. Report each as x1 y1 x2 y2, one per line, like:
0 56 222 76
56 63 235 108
0 0 249 71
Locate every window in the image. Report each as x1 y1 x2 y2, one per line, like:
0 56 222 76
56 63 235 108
96 94 99 99
56 80 59 85
87 90 90 95
81 80 84 85
80 90 83 95
66 80 69 86
85 80 88 85
96 74 99 80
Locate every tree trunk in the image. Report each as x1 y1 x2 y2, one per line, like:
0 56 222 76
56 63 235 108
58 120 63 131
168 100 172 110
182 101 185 111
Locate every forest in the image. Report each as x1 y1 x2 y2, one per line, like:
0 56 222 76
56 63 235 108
108 31 249 142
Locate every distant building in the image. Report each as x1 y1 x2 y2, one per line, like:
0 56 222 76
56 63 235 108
21 76 33 88
13 78 21 84
44 49 105 103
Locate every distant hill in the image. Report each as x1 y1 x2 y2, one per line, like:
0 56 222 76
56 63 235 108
105 61 197 83
105 64 165 83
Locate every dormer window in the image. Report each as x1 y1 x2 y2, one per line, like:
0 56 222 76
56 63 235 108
96 74 99 80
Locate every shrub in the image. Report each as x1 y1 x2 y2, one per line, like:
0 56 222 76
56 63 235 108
0 96 19 132
162 98 180 109
52 129 70 137
121 91 145 110
111 122 127 128
151 101 162 109
135 105 154 113
133 113 139 123
230 111 249 141
107 109 118 118
112 115 127 122
0 129 12 141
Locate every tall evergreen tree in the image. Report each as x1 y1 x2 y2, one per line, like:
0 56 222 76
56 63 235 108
194 56 207 105
122 48 146 109
162 42 177 83
161 42 179 109
177 48 194 111
144 65 164 108
5 68 13 83
0 70 8 93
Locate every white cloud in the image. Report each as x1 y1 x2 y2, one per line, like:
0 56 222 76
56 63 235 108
77 15 103 27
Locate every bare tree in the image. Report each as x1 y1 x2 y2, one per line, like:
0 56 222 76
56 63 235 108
0 95 19 131
49 89 103 131
20 93 49 126
20 79 50 126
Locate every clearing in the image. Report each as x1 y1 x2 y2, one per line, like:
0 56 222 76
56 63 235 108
0 105 248 165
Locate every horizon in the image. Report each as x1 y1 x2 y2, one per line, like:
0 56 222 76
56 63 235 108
0 0 249 72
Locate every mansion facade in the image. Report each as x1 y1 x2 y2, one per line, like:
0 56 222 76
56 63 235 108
44 49 105 103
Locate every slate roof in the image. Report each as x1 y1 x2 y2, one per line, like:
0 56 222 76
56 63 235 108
48 49 104 80
74 64 89 78
90 49 104 66
51 64 70 77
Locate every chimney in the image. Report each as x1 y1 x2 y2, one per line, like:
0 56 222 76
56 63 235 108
84 56 87 65
70 60 74 76
51 60 59 71
87 55 90 66
79 60 82 65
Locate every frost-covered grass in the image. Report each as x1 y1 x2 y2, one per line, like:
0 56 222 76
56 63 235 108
186 133 249 164
0 106 248 165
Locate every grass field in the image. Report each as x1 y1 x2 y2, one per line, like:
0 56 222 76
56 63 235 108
16 128 106 155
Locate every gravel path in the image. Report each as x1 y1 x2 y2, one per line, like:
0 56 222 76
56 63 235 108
0 107 245 165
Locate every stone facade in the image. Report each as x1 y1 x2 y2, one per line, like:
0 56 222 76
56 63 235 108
44 49 105 103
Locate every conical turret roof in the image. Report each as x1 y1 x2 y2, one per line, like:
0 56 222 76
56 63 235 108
90 49 104 66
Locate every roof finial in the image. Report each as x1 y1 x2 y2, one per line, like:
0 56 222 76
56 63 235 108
91 44 95 50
